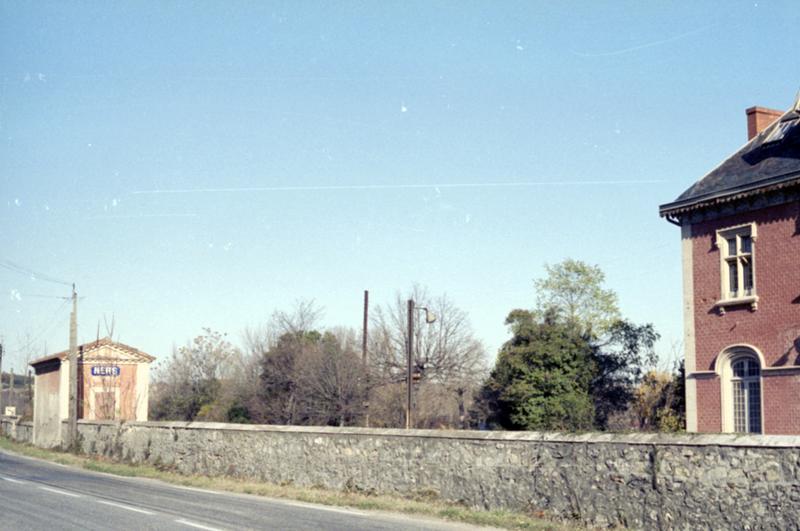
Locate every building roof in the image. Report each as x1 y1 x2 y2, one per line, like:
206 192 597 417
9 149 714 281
660 100 800 218
29 337 156 366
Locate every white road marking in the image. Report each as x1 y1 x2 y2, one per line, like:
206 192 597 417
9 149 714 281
1 476 25 484
279 500 366 516
173 484 365 516
173 485 224 496
39 486 81 497
96 499 156 515
174 519 224 531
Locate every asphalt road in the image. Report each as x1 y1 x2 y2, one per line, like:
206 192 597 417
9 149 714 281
0 450 486 531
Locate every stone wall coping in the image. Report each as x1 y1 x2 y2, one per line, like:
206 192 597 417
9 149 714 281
1 417 32 427
75 419 800 448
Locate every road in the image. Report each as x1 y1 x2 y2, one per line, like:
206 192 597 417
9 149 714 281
0 450 486 531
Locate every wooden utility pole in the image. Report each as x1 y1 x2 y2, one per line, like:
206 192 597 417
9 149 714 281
406 299 413 430
27 369 32 416
67 284 78 449
362 290 369 428
0 339 4 416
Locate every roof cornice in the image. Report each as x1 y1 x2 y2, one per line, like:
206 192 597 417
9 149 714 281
659 171 800 219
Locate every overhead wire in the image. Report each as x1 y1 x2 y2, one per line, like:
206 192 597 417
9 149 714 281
17 293 71 300
9 298 71 358
0 259 72 287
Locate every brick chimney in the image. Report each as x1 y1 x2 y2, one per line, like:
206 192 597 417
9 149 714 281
746 106 783 140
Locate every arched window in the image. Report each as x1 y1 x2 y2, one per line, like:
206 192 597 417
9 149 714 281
718 347 763 434
730 357 761 433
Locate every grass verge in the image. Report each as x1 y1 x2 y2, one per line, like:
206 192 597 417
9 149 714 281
0 436 570 530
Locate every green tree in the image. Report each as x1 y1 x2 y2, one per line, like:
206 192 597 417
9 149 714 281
590 320 659 429
480 309 595 431
256 329 321 424
534 259 620 336
476 260 661 432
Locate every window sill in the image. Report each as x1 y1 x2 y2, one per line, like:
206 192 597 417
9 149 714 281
714 295 758 314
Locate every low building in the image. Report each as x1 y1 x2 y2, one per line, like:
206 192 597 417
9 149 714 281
660 95 800 434
29 338 155 447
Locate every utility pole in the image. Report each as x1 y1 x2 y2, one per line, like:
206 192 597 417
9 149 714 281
0 339 4 417
362 290 369 428
67 284 78 449
406 299 413 429
27 369 32 417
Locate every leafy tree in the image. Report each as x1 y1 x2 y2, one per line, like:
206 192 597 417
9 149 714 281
246 301 367 427
671 360 686 428
534 259 620 336
478 260 662 432
256 329 321 424
590 320 659 429
480 309 595 431
631 362 685 432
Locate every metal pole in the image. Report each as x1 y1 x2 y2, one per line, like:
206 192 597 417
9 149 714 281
362 290 369 428
406 299 413 429
67 284 78 449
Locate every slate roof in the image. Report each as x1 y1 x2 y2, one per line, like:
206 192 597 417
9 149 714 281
660 101 800 218
30 337 155 366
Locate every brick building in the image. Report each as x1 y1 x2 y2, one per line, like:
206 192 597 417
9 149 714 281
29 338 154 447
660 95 800 435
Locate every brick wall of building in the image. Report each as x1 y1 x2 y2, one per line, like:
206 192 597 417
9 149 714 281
690 200 800 433
79 363 139 421
763 372 800 434
695 376 721 432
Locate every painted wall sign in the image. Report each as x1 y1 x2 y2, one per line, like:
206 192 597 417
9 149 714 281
91 365 121 377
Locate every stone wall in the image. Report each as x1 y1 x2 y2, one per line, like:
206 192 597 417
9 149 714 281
0 416 33 444
70 420 800 529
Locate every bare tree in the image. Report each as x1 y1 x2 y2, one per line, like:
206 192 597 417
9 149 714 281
244 301 369 427
369 285 487 428
294 327 365 426
246 300 325 425
150 329 241 421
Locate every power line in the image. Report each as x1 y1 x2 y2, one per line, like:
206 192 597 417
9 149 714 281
0 259 72 287
10 298 71 358
18 293 72 300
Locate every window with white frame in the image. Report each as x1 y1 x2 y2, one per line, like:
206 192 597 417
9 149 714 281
730 357 761 433
717 224 756 302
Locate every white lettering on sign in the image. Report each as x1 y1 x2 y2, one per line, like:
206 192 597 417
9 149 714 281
91 366 121 377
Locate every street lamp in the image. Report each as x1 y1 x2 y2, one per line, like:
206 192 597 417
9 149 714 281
406 299 436 429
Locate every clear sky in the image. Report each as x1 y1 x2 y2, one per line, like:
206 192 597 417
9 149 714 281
1 1 798 372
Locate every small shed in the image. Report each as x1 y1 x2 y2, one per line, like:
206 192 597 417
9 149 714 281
29 338 155 447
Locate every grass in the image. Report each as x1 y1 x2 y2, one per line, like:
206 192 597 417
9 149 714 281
0 436 572 530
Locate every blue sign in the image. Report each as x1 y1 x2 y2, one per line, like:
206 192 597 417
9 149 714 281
91 366 120 377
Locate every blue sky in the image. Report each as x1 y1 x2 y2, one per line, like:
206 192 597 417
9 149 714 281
1 1 798 372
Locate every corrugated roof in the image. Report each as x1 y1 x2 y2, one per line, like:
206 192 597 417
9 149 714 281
660 102 800 217
29 337 155 366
